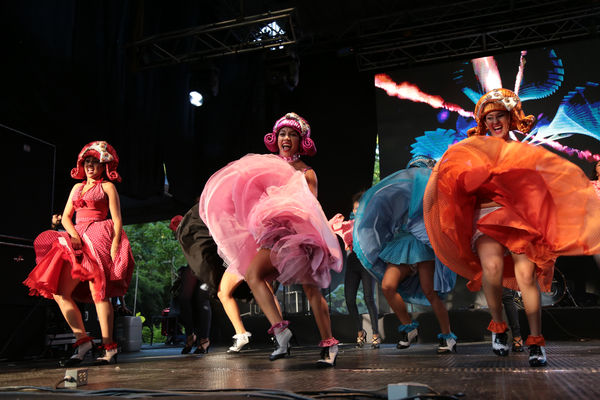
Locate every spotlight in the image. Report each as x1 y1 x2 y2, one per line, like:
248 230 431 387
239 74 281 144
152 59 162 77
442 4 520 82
437 109 450 123
189 91 204 107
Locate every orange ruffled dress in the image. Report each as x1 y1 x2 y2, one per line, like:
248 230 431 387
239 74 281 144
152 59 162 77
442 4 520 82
423 136 600 292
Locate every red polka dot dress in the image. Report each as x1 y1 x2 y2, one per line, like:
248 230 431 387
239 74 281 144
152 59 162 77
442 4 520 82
24 181 134 303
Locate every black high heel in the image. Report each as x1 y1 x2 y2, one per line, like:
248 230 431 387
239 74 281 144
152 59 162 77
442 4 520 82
59 336 94 367
512 337 524 352
194 338 210 354
371 334 382 349
181 334 197 354
356 329 367 348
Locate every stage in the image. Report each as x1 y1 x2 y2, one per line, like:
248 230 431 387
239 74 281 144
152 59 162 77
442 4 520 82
1 340 599 399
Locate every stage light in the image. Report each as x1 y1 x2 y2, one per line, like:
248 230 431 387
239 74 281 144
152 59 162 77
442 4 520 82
253 21 287 50
437 109 450 123
189 91 204 107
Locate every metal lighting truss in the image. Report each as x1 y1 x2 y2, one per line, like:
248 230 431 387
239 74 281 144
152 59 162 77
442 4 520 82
129 8 297 69
354 0 600 71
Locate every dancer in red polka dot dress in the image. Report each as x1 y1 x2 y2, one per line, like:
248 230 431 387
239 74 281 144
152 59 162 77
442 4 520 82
24 141 134 366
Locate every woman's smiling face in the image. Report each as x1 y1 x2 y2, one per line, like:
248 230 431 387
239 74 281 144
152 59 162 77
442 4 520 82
277 127 301 156
84 156 103 179
484 110 510 139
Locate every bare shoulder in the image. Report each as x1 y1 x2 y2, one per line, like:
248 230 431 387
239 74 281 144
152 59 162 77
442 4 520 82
71 182 84 193
304 166 317 179
102 181 118 194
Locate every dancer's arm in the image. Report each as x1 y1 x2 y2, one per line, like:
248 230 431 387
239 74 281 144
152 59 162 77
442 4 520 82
304 169 318 197
104 182 122 261
62 184 83 249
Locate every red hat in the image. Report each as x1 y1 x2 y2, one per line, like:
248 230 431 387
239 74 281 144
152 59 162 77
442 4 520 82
71 141 121 182
169 215 183 232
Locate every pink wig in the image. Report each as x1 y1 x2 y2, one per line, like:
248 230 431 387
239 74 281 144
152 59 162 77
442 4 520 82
264 112 317 156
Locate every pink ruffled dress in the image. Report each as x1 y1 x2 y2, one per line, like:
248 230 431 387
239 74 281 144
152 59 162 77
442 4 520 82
199 154 343 288
24 181 135 303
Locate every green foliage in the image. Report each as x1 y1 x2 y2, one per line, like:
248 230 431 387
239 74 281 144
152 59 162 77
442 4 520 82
135 312 146 324
142 324 166 344
328 284 367 314
372 135 380 185
123 221 187 322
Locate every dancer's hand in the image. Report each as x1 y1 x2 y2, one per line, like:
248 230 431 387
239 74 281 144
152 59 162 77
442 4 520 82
70 235 82 250
111 241 119 261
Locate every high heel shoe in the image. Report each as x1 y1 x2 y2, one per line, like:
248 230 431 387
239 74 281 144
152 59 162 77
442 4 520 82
371 334 381 349
356 329 367 348
437 333 457 354
270 328 292 361
397 322 419 349
512 337 524 352
317 338 339 367
59 336 94 367
227 332 251 353
492 331 509 356
95 342 118 365
181 333 197 354
194 338 210 354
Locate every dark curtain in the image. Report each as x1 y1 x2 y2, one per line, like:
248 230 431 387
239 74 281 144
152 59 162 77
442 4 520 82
1 1 377 230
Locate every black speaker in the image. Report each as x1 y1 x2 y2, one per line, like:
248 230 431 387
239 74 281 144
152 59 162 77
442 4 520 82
0 240 47 359
1 125 56 241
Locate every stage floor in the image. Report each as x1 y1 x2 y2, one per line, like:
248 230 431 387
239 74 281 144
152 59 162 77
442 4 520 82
1 340 599 399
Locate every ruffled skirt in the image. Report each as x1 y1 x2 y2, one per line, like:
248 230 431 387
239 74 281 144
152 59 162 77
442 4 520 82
24 219 134 303
353 167 456 305
199 154 342 288
423 136 600 292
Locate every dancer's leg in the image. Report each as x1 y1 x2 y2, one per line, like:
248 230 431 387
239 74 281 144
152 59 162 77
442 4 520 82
302 284 332 340
512 254 541 336
179 267 198 338
381 264 412 325
476 236 506 323
418 260 450 334
244 249 282 326
218 271 246 334
89 281 114 344
344 257 362 333
359 266 379 335
502 288 522 338
53 264 86 339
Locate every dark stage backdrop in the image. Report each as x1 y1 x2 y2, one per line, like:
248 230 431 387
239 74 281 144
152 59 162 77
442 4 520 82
1 1 377 234
375 38 600 179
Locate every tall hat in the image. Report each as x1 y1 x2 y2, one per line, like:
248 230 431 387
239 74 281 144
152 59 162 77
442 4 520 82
70 141 121 182
467 88 535 137
264 112 317 156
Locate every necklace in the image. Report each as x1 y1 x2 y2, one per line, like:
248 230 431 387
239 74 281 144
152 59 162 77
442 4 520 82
278 153 300 163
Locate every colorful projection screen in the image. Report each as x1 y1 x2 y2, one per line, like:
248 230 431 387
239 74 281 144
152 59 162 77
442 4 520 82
374 39 600 179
